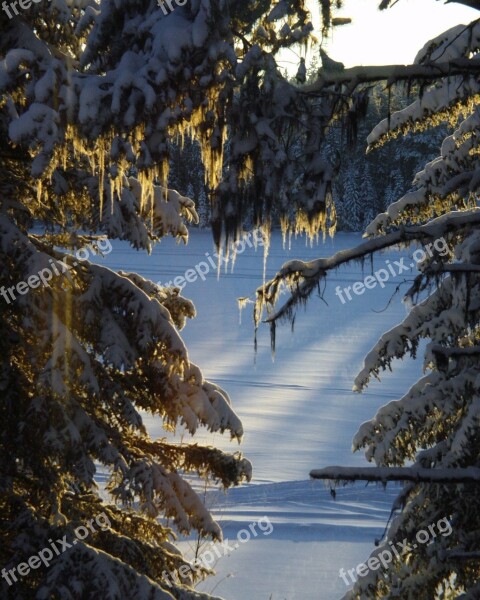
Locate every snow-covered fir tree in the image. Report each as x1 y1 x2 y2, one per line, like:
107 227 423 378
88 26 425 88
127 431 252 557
168 137 209 224
327 83 446 232
255 2 480 598
383 167 404 211
361 163 378 228
196 188 210 229
340 157 363 231
6 0 480 595
0 0 346 597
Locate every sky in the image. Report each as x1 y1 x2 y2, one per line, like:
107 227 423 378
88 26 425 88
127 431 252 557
299 0 479 68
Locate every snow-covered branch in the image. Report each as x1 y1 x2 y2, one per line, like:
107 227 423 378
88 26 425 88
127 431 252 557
310 466 480 483
302 57 480 93
257 209 480 326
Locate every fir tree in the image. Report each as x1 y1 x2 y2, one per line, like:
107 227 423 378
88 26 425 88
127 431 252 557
196 189 210 229
0 0 326 597
255 3 480 598
342 157 363 231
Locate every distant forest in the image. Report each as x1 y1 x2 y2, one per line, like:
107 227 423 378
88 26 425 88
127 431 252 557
169 79 446 232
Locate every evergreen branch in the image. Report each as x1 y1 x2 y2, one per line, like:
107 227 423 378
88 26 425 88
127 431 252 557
259 209 480 324
302 57 480 94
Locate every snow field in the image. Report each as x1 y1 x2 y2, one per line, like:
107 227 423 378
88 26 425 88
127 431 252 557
97 230 426 598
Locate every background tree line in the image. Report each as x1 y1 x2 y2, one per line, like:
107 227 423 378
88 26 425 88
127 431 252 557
169 80 447 232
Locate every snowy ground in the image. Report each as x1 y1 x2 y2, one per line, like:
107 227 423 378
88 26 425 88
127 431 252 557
99 229 425 599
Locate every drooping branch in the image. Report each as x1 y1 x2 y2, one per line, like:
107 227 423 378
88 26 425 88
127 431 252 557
310 466 480 483
302 57 480 94
257 209 480 326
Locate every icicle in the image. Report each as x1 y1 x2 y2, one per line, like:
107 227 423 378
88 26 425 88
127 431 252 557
36 179 42 205
237 296 252 325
